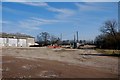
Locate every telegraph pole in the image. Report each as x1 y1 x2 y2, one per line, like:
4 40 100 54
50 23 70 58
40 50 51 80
76 31 78 43
60 33 62 41
74 34 76 43
73 34 76 49
60 33 62 45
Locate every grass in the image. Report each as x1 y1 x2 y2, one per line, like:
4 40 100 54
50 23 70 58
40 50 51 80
95 49 120 57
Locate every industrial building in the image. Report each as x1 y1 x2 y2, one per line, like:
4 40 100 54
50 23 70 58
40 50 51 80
0 33 35 47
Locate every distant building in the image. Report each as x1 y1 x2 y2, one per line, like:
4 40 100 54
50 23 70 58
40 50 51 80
0 33 35 47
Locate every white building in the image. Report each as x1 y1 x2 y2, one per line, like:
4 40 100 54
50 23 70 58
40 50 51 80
0 33 35 47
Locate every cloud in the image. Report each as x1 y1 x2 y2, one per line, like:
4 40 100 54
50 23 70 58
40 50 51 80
2 0 119 2
2 2 76 30
3 13 83 31
2 19 40 30
0 20 12 24
21 2 49 7
2 16 71 31
18 19 40 30
2 2 76 19
9 17 61 30
19 17 60 29
47 7 75 19
21 2 76 19
11 2 76 19
31 17 60 23
2 0 28 2
75 2 107 11
2 6 41 17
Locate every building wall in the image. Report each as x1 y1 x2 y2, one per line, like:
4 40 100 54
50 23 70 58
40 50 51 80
0 38 7 46
8 38 17 47
18 39 27 47
0 37 35 47
26 38 35 47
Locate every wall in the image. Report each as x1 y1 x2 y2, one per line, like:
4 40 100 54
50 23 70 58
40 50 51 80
8 38 17 47
0 37 34 47
0 38 7 46
18 39 27 47
26 38 35 47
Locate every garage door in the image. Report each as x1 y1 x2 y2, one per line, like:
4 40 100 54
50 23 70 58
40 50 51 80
8 38 17 47
18 39 26 47
0 38 7 46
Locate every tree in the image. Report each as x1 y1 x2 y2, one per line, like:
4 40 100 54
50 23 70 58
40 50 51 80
50 35 59 45
37 32 50 46
100 20 117 39
95 34 117 49
95 20 120 49
36 32 61 46
101 20 118 49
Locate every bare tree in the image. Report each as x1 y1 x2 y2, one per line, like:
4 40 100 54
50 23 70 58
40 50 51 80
99 20 119 49
37 32 50 46
100 20 117 37
50 35 58 45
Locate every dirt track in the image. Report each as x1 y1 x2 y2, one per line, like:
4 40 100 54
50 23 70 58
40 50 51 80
1 47 119 78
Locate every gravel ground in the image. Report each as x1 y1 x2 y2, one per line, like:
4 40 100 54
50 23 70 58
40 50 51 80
1 47 119 78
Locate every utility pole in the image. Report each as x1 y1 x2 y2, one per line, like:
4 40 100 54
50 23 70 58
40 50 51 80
73 34 76 49
60 33 62 41
60 33 62 45
74 34 76 43
76 31 78 43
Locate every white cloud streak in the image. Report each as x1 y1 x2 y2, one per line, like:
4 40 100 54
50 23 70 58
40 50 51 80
75 2 108 11
2 19 40 30
2 0 28 2
19 17 59 28
0 20 12 24
47 7 75 19
2 17 63 30
21 2 49 7
18 16 70 30
2 2 116 31
2 2 76 30
20 2 76 19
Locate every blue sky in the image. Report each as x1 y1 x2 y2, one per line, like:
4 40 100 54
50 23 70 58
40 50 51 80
2 0 120 2
1 2 118 40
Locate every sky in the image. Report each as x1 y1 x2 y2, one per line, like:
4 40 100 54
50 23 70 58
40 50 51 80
2 0 120 2
1 2 118 40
